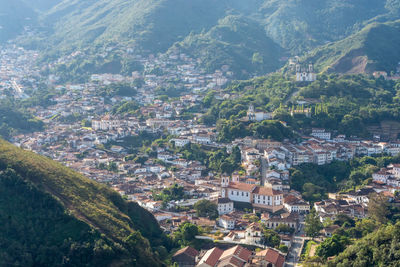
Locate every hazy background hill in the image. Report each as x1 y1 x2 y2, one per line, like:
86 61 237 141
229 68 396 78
0 0 36 43
2 0 400 76
259 0 391 53
304 20 400 74
171 15 283 79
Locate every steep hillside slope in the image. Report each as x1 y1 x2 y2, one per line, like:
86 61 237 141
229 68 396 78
42 0 261 53
0 0 36 43
0 139 165 266
259 0 390 54
11 0 396 79
171 15 283 78
305 20 400 74
331 222 400 266
39 0 400 55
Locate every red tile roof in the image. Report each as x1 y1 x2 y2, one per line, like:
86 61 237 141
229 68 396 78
228 182 256 192
173 246 199 258
253 186 281 196
263 248 285 267
256 248 285 267
204 247 224 266
220 245 252 263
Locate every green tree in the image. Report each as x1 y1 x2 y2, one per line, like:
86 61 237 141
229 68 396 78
173 222 200 246
194 200 218 220
316 234 349 259
263 229 281 248
368 193 390 224
305 208 323 238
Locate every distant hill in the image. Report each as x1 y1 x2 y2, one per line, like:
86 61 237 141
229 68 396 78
0 0 36 43
304 20 400 74
4 0 400 77
259 0 391 54
41 0 255 53
0 139 166 266
170 15 283 78
37 0 400 53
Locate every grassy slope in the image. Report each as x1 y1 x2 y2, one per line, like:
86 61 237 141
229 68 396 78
0 139 163 266
305 20 400 74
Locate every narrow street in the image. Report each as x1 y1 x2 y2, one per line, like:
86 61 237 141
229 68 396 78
286 216 306 267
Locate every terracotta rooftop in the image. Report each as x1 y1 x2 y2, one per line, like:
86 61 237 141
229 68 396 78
202 247 224 267
220 245 252 263
173 246 199 258
228 182 256 192
256 248 285 267
253 186 281 196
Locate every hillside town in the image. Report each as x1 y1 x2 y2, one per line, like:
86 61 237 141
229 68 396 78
3 43 400 267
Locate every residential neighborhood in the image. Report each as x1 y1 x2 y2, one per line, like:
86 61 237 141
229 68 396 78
2 42 400 267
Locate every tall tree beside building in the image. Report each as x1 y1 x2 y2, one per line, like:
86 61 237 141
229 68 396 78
305 208 323 238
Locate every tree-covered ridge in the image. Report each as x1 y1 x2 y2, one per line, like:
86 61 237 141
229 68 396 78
0 100 44 140
260 0 391 54
35 0 400 55
331 222 400 266
0 139 167 266
9 0 399 79
290 154 400 202
0 168 125 266
203 73 400 141
304 20 400 74
171 15 283 78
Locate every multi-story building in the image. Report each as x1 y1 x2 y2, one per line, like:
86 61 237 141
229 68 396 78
220 176 283 212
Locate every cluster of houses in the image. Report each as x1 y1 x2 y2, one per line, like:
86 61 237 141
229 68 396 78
0 45 40 99
373 163 400 186
173 245 285 267
5 42 400 267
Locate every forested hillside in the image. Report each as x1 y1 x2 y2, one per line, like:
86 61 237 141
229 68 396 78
304 20 400 74
330 222 400 266
201 74 400 141
171 15 283 78
0 100 43 140
5 0 398 77
0 140 169 266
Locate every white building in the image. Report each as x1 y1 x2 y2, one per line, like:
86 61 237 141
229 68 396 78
296 63 317 82
247 105 273 122
217 198 234 215
218 214 235 230
311 128 331 140
171 138 190 148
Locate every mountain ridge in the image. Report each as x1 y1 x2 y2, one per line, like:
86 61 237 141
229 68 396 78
304 20 400 74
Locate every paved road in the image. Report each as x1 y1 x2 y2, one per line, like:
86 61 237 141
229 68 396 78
286 217 306 267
